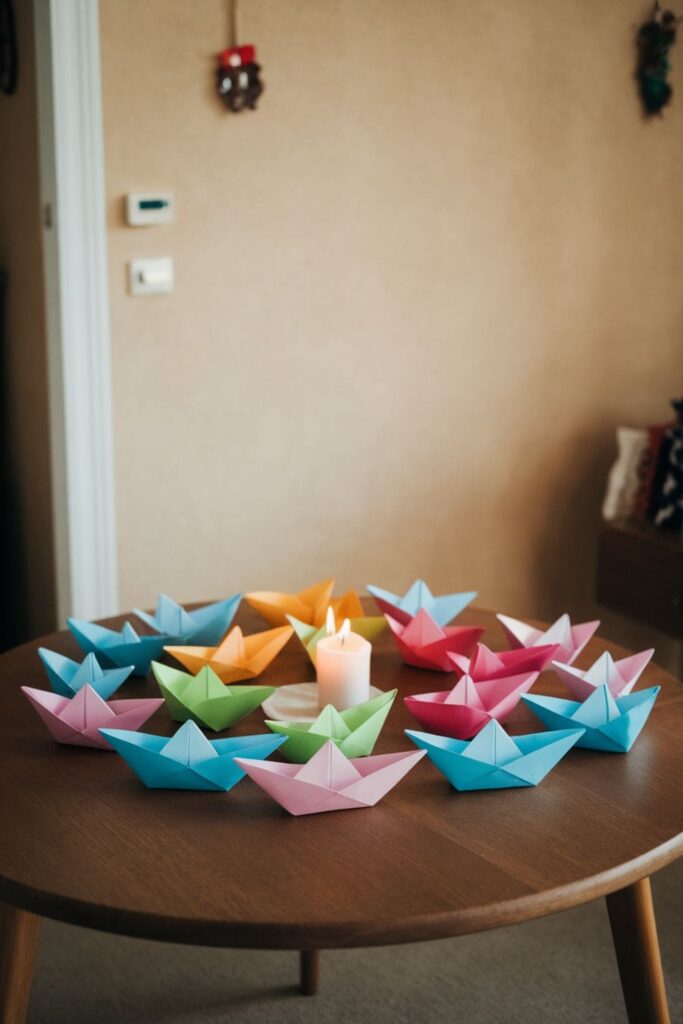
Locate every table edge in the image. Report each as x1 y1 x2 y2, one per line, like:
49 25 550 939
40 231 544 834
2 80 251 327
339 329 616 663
1 833 680 949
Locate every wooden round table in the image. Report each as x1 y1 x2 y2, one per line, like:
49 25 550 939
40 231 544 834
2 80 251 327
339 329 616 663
1 604 681 1024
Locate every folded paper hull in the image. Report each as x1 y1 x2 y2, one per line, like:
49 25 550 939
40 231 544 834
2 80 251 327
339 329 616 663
38 649 134 699
551 649 655 701
164 625 293 684
235 744 426 815
265 690 398 762
67 619 171 676
522 687 660 753
133 595 241 647
396 636 482 672
22 686 163 749
405 698 492 740
160 685 275 730
404 672 537 740
152 662 275 731
367 582 477 628
101 723 286 790
389 623 485 672
406 724 584 790
449 643 559 681
245 579 335 628
496 614 600 666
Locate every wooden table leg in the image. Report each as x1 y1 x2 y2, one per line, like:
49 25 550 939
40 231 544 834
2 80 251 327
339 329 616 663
606 877 670 1024
299 950 319 996
0 904 42 1024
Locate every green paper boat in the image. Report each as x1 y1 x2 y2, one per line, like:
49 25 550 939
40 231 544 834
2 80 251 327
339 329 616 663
287 613 387 666
151 662 276 732
264 689 398 762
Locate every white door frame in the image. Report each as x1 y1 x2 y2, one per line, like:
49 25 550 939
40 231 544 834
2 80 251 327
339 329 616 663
33 0 118 622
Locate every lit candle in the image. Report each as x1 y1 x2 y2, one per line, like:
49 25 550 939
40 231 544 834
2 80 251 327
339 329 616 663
316 615 371 710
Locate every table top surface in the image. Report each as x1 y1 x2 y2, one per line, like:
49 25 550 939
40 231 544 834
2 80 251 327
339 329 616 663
1 602 682 949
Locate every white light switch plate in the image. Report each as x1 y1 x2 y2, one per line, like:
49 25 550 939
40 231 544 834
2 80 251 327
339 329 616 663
128 258 174 295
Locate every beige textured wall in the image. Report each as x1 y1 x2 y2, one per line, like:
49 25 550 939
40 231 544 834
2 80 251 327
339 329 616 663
100 0 682 660
0 0 56 644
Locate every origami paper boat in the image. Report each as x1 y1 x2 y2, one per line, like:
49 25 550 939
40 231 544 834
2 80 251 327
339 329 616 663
522 684 660 753
404 671 538 740
133 594 241 647
385 609 484 672
101 719 286 791
496 612 600 665
367 579 477 627
235 739 426 815
164 624 293 684
287 609 387 666
37 648 134 700
264 689 398 762
449 641 559 681
329 589 373 620
67 619 174 677
245 578 334 627
151 661 275 731
550 649 655 701
406 720 584 790
22 684 163 750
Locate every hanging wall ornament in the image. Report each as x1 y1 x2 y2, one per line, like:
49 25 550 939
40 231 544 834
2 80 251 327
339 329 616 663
648 397 683 530
216 0 263 112
636 1 681 115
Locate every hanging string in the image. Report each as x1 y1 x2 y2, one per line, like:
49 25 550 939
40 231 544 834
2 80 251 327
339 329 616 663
227 0 239 49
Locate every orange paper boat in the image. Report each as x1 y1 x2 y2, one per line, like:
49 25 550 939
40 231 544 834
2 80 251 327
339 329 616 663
245 579 334 627
164 624 293 684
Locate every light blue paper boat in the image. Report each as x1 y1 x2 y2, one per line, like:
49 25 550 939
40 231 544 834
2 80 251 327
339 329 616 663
38 648 134 699
133 594 241 647
67 619 174 677
522 684 660 753
367 579 477 627
100 719 286 791
405 720 584 790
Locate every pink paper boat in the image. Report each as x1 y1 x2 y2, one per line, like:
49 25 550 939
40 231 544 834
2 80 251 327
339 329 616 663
552 648 655 701
235 739 426 816
385 609 484 672
22 684 163 750
404 671 538 740
448 641 559 680
496 613 600 666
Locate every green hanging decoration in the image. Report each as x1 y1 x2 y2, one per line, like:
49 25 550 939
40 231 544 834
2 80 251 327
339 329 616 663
636 1 681 116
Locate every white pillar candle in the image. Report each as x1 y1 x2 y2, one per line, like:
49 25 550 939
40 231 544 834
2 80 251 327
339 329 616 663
316 618 371 710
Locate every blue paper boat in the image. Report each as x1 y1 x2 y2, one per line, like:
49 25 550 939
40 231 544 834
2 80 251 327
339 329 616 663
132 594 241 647
38 648 134 699
367 579 477 627
67 619 174 677
405 720 584 790
100 719 286 791
522 684 660 753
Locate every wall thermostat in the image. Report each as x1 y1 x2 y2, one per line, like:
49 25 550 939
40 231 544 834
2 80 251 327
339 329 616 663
126 192 174 226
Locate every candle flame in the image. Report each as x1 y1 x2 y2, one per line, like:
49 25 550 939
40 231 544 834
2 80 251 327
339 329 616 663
338 618 351 646
325 606 336 636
